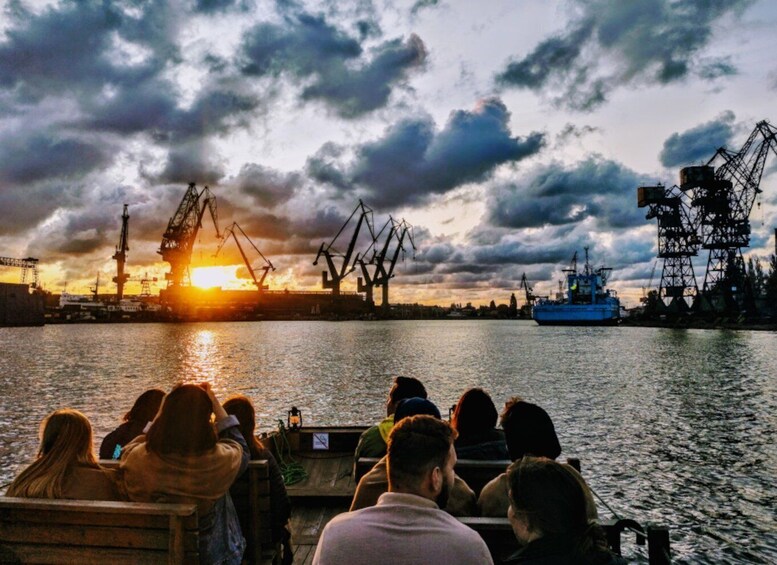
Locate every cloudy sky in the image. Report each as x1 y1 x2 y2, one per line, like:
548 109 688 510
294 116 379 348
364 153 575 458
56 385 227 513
2 0 777 307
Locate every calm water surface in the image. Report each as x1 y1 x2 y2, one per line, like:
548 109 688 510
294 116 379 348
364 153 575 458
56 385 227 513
0 320 775 563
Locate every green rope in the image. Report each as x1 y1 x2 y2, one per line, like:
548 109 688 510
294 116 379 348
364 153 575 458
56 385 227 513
272 419 308 486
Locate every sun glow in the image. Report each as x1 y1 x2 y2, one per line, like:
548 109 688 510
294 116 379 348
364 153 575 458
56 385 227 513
190 266 241 289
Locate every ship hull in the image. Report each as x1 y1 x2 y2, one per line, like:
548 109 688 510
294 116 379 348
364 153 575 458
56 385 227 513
533 303 620 326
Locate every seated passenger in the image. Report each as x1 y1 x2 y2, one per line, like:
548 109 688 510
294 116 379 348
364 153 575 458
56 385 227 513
451 388 509 460
99 388 165 459
314 415 493 565
354 376 427 461
506 457 620 564
223 395 292 565
478 398 561 518
7 409 120 500
120 383 249 565
350 397 476 516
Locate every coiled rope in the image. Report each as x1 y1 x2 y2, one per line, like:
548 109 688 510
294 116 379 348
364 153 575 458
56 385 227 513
272 419 308 486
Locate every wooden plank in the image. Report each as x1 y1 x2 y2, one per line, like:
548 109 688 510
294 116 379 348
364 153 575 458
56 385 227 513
0 544 172 565
0 509 197 531
0 498 197 517
169 514 184 564
0 521 197 552
291 543 313 565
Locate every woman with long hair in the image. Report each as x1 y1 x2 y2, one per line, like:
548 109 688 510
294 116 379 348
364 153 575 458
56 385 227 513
451 388 509 460
99 388 165 459
506 457 620 564
120 383 249 565
223 395 292 565
7 409 119 500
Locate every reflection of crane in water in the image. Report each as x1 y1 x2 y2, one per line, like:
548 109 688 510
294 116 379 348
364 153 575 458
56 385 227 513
314 200 374 297
159 183 219 288
215 222 275 292
0 256 39 288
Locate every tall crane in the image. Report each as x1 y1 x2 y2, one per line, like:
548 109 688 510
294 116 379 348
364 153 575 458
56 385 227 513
112 204 130 300
158 183 219 288
518 273 534 318
215 222 276 292
684 120 777 313
638 183 700 310
372 219 415 311
0 256 39 288
313 200 374 297
356 217 397 307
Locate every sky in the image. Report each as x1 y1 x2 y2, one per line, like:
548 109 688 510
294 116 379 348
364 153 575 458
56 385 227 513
2 0 777 307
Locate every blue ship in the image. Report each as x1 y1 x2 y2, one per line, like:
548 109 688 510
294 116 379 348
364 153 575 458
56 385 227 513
532 248 621 326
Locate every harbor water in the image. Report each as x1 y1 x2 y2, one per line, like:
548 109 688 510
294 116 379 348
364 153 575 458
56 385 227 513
0 320 775 563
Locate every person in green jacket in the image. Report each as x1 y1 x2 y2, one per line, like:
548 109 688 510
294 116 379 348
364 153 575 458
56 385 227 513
354 376 427 462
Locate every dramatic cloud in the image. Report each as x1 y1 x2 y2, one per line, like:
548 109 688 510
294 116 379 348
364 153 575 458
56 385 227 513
488 156 650 230
496 0 752 110
240 13 425 117
347 98 545 207
231 164 302 208
154 141 226 185
659 111 736 168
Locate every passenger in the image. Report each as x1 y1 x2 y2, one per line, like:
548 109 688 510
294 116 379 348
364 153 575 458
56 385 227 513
354 376 427 461
7 409 120 500
478 399 597 521
223 395 292 565
99 388 165 459
120 383 249 565
451 388 509 460
505 457 620 564
350 397 476 516
314 415 493 565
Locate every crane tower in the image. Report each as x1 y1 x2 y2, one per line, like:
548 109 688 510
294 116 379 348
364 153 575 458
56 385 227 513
113 204 130 300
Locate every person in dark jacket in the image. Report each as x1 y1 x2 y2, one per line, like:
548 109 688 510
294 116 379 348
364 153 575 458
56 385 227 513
223 395 292 565
451 388 508 460
505 457 622 565
99 388 165 460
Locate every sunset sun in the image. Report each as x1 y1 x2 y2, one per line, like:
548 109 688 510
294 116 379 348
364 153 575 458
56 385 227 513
191 266 240 289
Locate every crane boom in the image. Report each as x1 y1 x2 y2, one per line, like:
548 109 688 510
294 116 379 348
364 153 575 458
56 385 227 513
215 223 275 291
0 256 39 288
159 183 220 287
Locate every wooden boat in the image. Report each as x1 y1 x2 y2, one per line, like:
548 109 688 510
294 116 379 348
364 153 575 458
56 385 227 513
261 424 671 565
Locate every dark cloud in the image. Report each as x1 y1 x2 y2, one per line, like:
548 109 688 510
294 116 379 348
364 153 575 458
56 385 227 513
411 0 440 15
231 164 302 208
194 0 247 14
556 123 600 145
488 156 649 230
154 141 226 185
659 111 736 168
240 14 425 117
348 98 545 207
496 0 753 110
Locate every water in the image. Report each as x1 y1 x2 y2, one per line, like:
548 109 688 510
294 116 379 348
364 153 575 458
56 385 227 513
0 320 775 563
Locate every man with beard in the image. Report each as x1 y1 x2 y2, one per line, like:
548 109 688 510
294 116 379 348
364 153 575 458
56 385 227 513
313 415 493 565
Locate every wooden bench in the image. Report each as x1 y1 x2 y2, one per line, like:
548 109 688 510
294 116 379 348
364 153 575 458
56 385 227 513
0 498 199 564
355 457 581 497
100 459 275 564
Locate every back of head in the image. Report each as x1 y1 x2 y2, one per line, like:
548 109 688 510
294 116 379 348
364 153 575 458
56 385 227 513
501 398 561 461
223 394 262 458
387 415 456 491
146 384 217 455
507 456 587 538
452 388 498 438
124 389 165 424
389 376 427 406
7 409 97 498
394 397 441 424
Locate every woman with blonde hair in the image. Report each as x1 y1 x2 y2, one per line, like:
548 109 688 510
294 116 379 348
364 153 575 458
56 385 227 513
7 409 119 500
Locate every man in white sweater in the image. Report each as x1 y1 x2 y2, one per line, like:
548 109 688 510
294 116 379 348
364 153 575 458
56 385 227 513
313 415 493 565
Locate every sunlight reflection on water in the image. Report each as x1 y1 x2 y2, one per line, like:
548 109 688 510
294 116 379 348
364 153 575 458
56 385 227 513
0 321 775 563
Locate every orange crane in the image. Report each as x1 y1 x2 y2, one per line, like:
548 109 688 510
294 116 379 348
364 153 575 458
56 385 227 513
215 223 275 291
158 183 219 287
112 204 130 300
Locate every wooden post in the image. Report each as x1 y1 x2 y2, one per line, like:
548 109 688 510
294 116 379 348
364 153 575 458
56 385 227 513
647 525 670 565
169 514 184 565
249 462 262 564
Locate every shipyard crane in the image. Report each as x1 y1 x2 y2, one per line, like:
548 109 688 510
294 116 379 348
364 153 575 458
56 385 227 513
372 219 416 311
683 120 777 313
313 200 374 297
0 256 39 288
640 260 658 304
637 183 700 311
518 273 535 318
124 273 158 297
215 222 276 291
112 204 130 300
356 217 398 307
158 183 219 288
